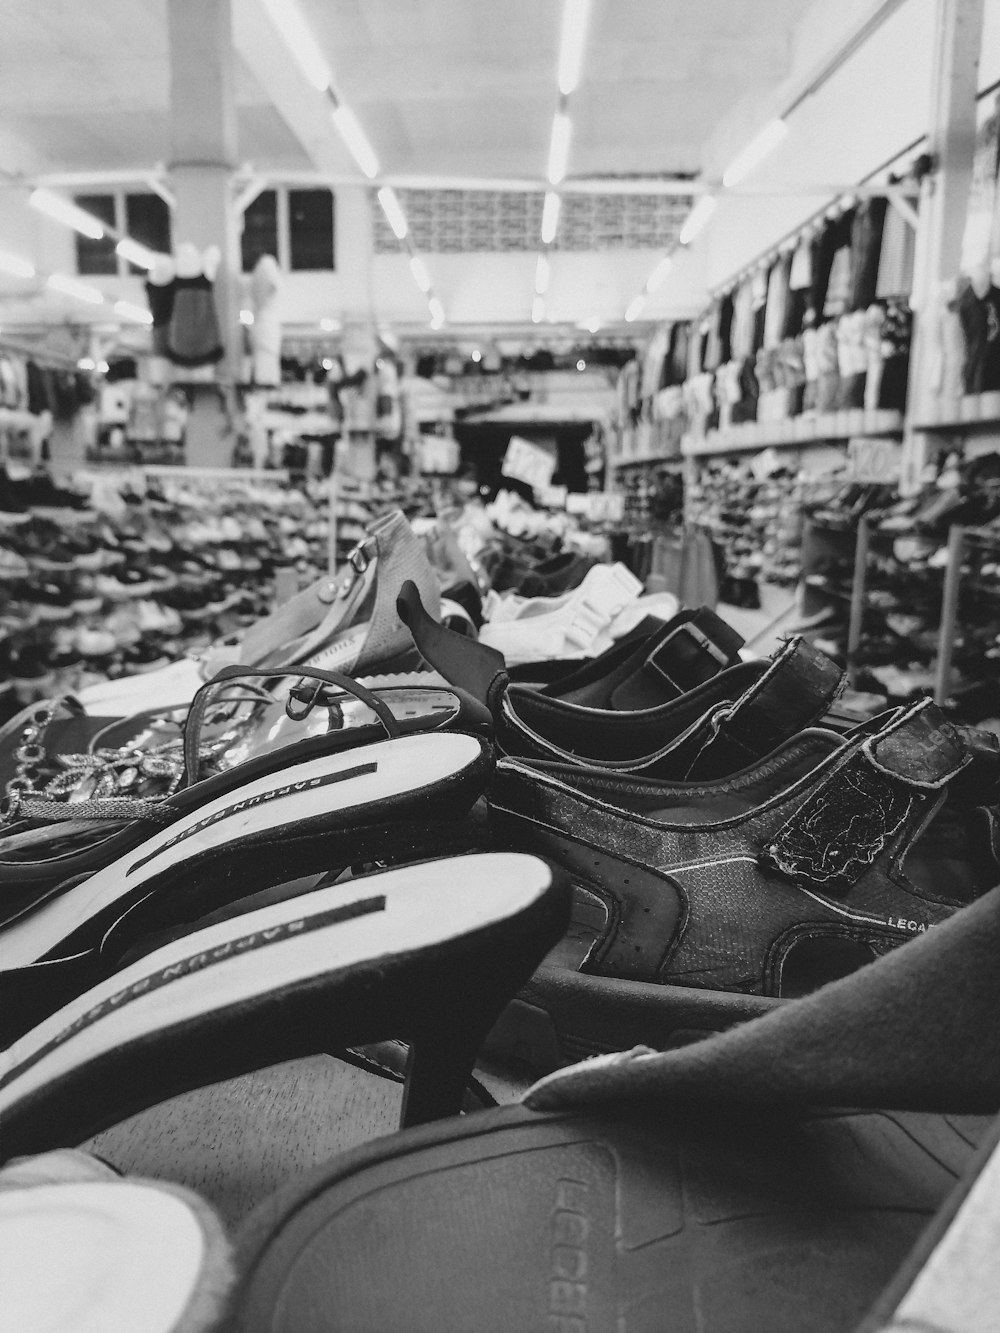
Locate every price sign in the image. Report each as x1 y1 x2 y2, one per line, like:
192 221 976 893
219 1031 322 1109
846 436 902 484
501 435 556 490
538 484 568 509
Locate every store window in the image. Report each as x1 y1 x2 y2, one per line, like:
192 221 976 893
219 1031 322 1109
124 193 171 272
241 190 279 272
289 188 335 271
74 194 117 275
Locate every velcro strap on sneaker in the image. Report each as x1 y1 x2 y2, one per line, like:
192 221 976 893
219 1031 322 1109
761 698 970 892
687 636 844 778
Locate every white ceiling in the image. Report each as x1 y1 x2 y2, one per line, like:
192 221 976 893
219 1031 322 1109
0 0 853 335
0 0 815 182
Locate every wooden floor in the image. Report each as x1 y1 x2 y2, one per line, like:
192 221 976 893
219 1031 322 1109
83 1054 529 1232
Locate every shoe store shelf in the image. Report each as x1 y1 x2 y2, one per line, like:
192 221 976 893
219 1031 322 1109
680 410 904 458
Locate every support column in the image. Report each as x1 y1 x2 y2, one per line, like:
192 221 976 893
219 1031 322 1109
166 0 242 466
901 0 985 491
336 186 378 479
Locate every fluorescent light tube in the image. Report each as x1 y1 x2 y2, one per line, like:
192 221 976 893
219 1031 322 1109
678 195 717 246
541 191 561 245
547 112 572 186
260 0 332 91
531 295 545 323
30 189 105 240
0 250 35 279
645 256 673 293
331 105 379 179
428 297 445 328
115 238 159 269
377 186 408 240
557 0 591 96
47 273 104 305
409 255 432 293
722 118 788 189
535 254 550 295
114 300 153 324
624 294 646 322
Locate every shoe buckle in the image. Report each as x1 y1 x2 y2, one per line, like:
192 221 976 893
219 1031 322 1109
646 622 733 691
317 536 378 604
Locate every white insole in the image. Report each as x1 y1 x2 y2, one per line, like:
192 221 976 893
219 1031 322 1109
3 731 484 968
0 853 551 1117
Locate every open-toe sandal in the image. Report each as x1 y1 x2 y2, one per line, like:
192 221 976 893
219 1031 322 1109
0 664 491 891
1 729 494 1042
0 851 569 1158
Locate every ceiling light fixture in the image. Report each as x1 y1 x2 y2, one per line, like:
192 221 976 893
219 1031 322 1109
721 117 789 189
30 189 105 240
624 294 646 322
678 195 717 246
0 250 35 279
540 191 561 245
557 0 591 96
644 256 673 293
115 238 160 270
531 295 545 323
409 255 432 293
583 316 600 333
114 300 153 325
547 111 573 186
239 308 255 326
320 317 340 332
428 296 445 329
377 185 408 240
46 273 104 305
331 104 379 179
259 0 332 91
535 254 550 295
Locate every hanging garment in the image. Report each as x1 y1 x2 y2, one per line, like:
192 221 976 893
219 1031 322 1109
730 278 756 360
849 198 888 311
836 310 868 408
815 321 841 412
877 197 917 299
640 326 670 399
801 323 820 412
957 281 1000 392
823 247 853 318
789 236 813 291
863 304 886 412
145 266 176 359
879 300 914 412
166 274 224 368
763 255 791 348
962 94 1000 276
810 212 854 319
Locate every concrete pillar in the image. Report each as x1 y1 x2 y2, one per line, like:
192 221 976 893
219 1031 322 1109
901 0 985 491
166 0 242 465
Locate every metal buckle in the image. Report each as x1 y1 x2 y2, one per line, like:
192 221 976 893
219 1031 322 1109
316 537 378 605
646 621 732 689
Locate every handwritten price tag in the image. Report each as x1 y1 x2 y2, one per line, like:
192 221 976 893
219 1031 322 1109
501 435 557 491
846 437 902 484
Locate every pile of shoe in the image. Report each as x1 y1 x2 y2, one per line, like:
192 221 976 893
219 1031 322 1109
0 543 997 1329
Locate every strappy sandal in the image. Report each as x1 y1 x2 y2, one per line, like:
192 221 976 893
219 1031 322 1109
0 665 491 892
0 852 569 1159
227 889 1000 1332
1 730 494 1042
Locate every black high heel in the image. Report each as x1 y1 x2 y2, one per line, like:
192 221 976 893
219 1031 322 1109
0 852 570 1158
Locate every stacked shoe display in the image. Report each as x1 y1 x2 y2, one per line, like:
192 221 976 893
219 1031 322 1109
1 490 999 1331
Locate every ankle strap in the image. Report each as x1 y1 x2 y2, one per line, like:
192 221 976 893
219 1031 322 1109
762 698 969 893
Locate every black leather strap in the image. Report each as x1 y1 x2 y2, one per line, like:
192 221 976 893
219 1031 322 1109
689 637 844 778
397 580 508 708
761 699 969 892
616 607 744 708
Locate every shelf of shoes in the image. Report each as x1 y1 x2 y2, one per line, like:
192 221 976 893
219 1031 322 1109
934 524 1000 717
681 409 904 458
815 450 1000 712
0 466 362 725
685 460 824 613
